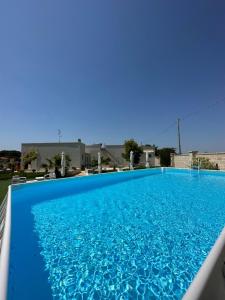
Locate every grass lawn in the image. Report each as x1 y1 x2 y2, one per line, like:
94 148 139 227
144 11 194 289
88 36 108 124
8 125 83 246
0 179 11 204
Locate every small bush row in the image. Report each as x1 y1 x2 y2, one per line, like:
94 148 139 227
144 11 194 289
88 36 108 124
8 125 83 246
0 172 46 180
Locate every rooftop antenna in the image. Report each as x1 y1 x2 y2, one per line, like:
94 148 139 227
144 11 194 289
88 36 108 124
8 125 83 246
177 118 182 154
58 129 62 143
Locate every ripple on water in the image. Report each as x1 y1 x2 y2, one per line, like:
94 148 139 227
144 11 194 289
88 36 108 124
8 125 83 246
32 173 225 299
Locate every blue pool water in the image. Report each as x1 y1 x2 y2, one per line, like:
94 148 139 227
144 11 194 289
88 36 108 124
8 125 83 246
8 169 225 299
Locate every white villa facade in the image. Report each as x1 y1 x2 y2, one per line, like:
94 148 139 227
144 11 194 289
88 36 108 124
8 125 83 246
21 141 159 171
21 141 88 170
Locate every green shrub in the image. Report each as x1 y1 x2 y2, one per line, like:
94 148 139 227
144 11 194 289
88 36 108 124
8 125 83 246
101 169 115 173
22 150 38 168
193 157 218 170
122 139 143 165
0 171 46 180
91 159 98 167
0 173 12 180
158 148 176 167
19 171 46 179
134 166 146 170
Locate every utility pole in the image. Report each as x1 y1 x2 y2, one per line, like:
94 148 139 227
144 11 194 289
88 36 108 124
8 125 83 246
58 129 62 143
177 118 181 154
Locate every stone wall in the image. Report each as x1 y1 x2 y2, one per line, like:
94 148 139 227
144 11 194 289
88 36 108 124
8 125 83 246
196 152 225 170
172 152 225 170
154 156 161 167
171 154 190 168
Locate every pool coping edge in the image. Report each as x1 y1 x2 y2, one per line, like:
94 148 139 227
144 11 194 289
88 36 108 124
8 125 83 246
0 185 11 300
183 226 225 300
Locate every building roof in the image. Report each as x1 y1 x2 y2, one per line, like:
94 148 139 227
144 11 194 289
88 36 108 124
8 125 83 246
22 142 84 146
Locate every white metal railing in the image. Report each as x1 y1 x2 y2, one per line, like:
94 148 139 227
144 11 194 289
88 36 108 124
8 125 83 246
0 193 8 252
0 186 11 300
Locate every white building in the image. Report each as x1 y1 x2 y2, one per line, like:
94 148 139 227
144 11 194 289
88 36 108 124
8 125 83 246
21 141 158 171
21 141 88 171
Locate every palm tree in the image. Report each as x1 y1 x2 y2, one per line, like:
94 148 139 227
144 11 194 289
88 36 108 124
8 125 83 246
22 150 38 169
43 154 71 176
46 158 55 170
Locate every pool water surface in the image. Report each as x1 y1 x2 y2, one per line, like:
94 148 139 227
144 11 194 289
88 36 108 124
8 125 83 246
8 169 225 299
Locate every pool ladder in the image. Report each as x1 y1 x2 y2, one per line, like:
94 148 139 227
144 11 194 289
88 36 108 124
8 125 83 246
190 158 201 175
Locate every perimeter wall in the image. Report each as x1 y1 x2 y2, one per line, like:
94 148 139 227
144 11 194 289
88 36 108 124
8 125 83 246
171 151 225 170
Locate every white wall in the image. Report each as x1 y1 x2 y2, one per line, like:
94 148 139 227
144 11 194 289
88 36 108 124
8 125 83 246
21 142 85 170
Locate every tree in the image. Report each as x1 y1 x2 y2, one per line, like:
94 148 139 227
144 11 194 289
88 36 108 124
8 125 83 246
145 144 159 156
0 150 21 159
22 150 38 169
102 157 111 165
45 154 71 169
91 159 98 168
44 154 71 176
41 163 48 173
122 139 143 165
0 150 21 171
51 154 71 168
193 157 218 170
46 158 54 170
52 154 61 168
158 148 176 167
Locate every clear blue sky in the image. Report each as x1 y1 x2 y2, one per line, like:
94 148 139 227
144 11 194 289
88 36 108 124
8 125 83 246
1 0 225 152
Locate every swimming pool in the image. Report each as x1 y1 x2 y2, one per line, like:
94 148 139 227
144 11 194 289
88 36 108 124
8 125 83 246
4 168 225 299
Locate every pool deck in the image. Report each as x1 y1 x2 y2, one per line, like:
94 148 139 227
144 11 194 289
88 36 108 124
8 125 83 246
1 167 225 299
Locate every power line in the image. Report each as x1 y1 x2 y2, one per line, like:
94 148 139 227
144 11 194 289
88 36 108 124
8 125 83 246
151 120 177 142
181 95 225 122
151 94 225 145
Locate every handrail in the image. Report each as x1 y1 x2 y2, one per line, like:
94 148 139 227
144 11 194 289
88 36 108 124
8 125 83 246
0 186 11 300
189 158 201 171
101 148 121 166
